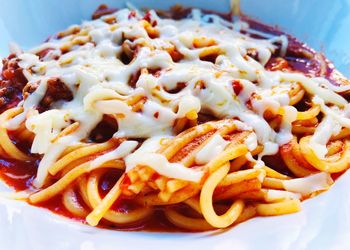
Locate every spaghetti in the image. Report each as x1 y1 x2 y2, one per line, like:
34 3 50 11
0 5 349 231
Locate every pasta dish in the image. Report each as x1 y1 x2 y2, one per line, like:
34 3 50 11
0 4 349 231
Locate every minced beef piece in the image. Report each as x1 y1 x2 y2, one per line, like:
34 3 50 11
0 54 28 112
92 4 118 19
23 77 73 111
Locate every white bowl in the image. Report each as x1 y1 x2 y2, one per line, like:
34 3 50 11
0 1 349 249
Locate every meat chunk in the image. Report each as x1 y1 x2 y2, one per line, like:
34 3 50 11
92 4 117 19
0 86 22 113
2 54 27 89
23 77 73 111
0 54 28 112
0 53 73 113
41 78 73 108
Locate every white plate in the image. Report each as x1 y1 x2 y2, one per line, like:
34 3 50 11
0 0 350 249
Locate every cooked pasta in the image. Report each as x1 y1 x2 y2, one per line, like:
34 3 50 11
0 4 349 231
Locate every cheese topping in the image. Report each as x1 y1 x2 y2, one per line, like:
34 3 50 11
5 8 350 186
195 134 230 165
265 190 301 202
123 135 204 182
283 172 333 195
89 141 138 169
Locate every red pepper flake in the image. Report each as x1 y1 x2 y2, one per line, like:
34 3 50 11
150 172 160 181
36 48 54 60
154 112 159 119
2 69 15 80
120 175 131 191
168 47 184 62
265 57 290 71
232 80 243 95
92 4 117 20
128 11 136 19
152 20 158 26
143 11 152 23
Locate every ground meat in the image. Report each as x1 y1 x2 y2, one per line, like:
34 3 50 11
155 5 192 20
155 5 232 20
23 77 73 111
265 57 291 72
0 53 73 113
2 54 27 89
92 4 118 19
42 78 73 108
0 86 22 113
36 48 58 60
22 81 38 99
0 54 28 112
89 115 118 142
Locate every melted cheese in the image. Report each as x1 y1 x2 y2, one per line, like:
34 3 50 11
283 172 333 195
5 8 349 185
195 134 230 165
125 153 204 182
276 106 297 145
265 190 301 202
309 116 341 159
125 136 204 182
26 110 71 154
124 135 204 182
310 96 348 158
244 133 258 151
89 141 138 169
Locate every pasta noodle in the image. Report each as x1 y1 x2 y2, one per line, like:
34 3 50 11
0 4 349 232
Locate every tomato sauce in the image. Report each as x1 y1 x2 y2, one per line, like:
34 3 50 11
0 157 37 191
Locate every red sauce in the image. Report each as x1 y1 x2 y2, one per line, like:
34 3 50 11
232 80 243 95
0 157 37 191
37 195 84 221
89 115 119 143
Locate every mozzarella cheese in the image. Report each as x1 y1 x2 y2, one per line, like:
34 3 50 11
195 134 230 165
283 172 333 195
4 8 349 186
